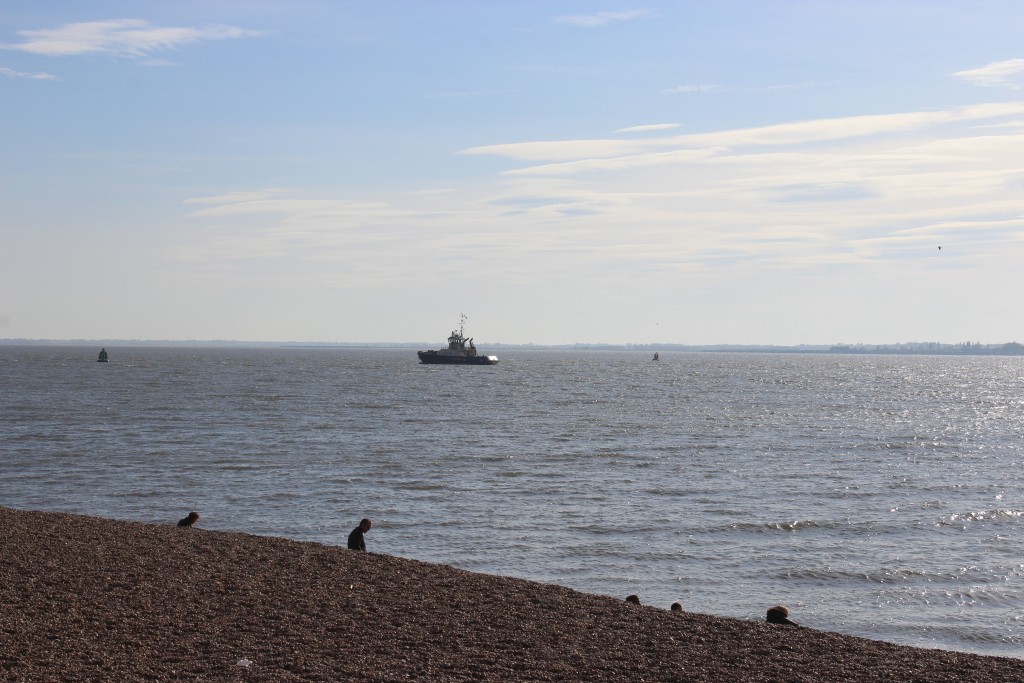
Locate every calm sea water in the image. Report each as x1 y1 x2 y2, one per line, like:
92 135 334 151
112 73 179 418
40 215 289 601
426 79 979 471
2 345 1022 658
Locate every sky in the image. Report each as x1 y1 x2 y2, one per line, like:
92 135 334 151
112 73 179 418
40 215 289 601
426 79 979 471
2 1 1024 346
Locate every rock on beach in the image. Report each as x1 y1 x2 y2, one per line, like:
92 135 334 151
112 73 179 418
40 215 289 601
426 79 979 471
1 506 1021 682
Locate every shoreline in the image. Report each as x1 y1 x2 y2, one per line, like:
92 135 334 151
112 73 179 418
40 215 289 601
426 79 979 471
2 506 1021 682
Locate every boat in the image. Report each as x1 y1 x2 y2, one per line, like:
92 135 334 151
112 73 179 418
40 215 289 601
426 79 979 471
418 315 498 365
652 352 659 361
97 348 108 363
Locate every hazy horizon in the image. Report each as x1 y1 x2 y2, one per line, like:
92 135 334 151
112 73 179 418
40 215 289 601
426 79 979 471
3 2 1023 345
3 336 1020 350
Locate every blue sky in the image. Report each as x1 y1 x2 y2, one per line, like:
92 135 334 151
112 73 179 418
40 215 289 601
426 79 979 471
2 1 1023 345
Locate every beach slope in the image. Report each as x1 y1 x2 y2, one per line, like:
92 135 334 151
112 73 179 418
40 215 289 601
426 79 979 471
1 506 1020 681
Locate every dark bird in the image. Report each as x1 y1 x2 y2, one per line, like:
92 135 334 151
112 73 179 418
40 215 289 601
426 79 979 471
177 511 200 527
766 605 798 626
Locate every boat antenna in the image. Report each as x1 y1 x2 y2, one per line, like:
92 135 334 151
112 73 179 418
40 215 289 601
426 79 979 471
459 312 467 335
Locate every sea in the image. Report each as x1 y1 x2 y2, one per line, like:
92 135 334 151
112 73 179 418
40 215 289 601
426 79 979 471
2 345 1022 658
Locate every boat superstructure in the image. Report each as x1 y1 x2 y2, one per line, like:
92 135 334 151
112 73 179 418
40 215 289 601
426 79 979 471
417 315 498 365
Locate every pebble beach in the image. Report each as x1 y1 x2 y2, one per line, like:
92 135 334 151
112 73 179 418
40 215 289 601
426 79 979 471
2 506 1021 682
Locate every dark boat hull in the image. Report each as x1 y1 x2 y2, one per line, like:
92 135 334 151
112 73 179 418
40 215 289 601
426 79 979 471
418 351 498 365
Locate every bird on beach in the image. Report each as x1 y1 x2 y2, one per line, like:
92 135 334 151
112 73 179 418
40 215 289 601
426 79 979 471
766 605 798 626
177 511 200 527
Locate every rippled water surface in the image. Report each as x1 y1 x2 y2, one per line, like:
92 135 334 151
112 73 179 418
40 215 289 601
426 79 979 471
2 345 1023 657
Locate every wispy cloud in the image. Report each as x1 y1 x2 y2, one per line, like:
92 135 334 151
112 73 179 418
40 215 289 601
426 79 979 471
0 65 55 80
504 148 721 176
173 188 504 286
663 84 726 94
185 197 404 220
615 123 679 133
952 58 1024 88
1 19 261 58
425 88 514 99
185 189 289 206
664 82 827 95
554 10 650 28
462 138 646 162
675 103 1024 148
441 102 1024 280
167 101 1024 329
463 103 1024 169
170 108 1024 309
407 188 455 196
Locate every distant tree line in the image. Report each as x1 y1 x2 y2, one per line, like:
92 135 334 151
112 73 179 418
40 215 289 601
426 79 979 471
827 341 1024 356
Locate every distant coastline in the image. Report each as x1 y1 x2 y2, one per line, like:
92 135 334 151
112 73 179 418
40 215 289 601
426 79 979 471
2 339 1023 356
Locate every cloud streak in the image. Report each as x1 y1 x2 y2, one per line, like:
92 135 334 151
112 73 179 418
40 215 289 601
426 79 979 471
615 123 680 133
663 84 726 94
664 82 829 95
952 58 1024 88
554 10 650 28
1 19 261 57
0 65 55 79
462 102 1024 171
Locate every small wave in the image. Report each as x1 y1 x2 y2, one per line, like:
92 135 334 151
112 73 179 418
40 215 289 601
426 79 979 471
716 519 855 533
941 587 1023 608
870 585 1024 616
112 488 166 499
878 434 945 450
215 463 263 471
953 628 1024 646
395 481 448 491
868 620 1024 654
643 487 702 497
347 402 393 410
567 523 619 534
939 509 1024 526
782 565 944 583
470 454 518 463
263 491 303 500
